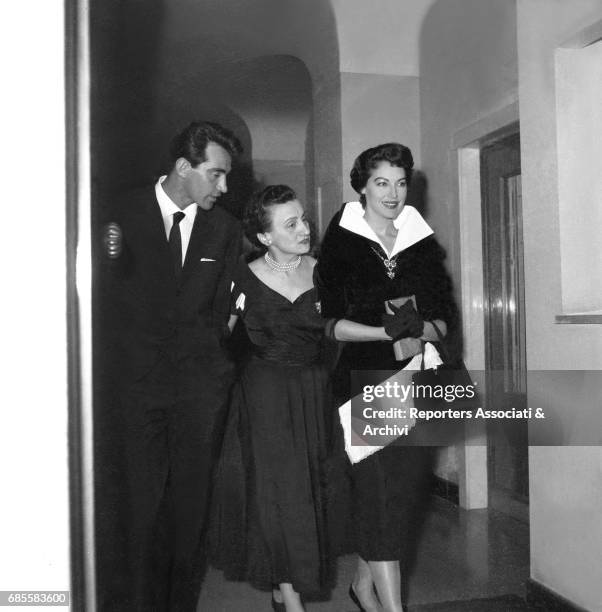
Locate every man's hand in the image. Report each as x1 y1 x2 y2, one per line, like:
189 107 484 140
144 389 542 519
382 300 425 341
102 222 123 259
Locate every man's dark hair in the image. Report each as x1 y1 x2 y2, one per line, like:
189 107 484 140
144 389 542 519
350 142 414 203
169 121 243 167
244 184 297 250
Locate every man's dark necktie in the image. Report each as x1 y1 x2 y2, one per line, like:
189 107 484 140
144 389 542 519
169 211 186 282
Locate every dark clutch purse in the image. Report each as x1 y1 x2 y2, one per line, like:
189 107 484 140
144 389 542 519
412 321 477 413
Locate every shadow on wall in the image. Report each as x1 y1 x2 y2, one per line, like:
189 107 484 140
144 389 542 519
90 0 257 214
219 159 257 220
90 0 166 189
407 169 428 218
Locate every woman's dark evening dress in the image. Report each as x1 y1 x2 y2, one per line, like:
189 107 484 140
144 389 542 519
314 202 458 562
210 262 339 595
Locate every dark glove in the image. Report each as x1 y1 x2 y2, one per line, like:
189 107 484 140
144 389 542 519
102 222 123 259
382 300 424 341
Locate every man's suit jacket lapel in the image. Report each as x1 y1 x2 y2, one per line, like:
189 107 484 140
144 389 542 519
143 192 170 249
116 187 174 288
138 190 175 282
181 206 217 284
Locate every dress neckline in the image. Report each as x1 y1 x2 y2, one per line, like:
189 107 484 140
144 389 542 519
245 263 314 305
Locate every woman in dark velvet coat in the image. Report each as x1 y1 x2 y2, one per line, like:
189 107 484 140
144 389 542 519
314 143 457 612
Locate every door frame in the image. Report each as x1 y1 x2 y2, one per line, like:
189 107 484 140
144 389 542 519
451 101 520 510
479 131 529 520
66 0 96 609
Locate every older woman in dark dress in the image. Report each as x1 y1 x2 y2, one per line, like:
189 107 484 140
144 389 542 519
210 185 413 612
315 143 457 612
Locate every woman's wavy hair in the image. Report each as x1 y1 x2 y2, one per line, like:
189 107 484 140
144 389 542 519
243 184 298 251
350 143 414 206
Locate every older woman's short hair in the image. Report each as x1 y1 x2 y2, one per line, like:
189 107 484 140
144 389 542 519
350 143 414 196
244 184 297 250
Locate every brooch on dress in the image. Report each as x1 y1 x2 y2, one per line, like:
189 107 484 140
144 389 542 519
315 301 321 314
370 246 399 279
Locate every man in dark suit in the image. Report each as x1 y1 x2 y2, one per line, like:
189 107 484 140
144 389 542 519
100 121 242 611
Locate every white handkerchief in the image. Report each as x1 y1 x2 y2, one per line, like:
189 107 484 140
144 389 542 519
402 342 443 371
200 257 216 262
338 400 384 464
424 342 444 369
338 343 442 464
235 292 246 312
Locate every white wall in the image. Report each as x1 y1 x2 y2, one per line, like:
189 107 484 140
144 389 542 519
330 0 436 209
331 0 437 76
555 41 602 314
517 1 602 609
419 0 602 607
339 73 421 203
517 0 602 370
0 0 70 601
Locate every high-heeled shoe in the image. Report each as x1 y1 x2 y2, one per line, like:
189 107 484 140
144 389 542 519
271 594 286 612
348 584 366 612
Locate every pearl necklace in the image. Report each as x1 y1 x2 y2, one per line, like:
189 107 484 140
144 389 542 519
264 251 302 272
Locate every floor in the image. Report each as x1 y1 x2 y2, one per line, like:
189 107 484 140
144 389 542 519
197 497 532 611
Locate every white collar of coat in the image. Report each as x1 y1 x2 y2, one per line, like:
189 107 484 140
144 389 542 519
339 201 434 257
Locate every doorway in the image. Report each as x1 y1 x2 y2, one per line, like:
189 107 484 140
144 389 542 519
480 131 528 522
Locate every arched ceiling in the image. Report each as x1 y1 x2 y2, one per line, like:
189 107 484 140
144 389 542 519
204 55 312 161
154 0 439 78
